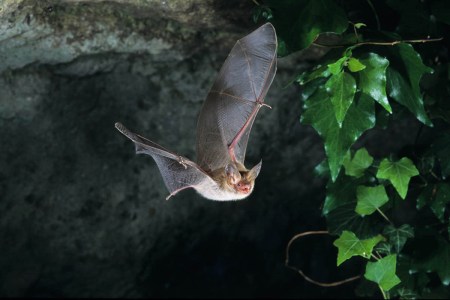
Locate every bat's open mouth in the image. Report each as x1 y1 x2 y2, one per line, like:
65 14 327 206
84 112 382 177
235 182 251 194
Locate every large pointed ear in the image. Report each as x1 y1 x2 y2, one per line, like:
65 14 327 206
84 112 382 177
247 160 262 181
225 162 241 184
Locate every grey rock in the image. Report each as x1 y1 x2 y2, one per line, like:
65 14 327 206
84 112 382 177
0 0 337 298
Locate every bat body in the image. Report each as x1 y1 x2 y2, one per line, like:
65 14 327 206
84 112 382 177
115 23 277 201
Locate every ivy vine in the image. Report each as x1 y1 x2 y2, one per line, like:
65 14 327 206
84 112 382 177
254 0 450 298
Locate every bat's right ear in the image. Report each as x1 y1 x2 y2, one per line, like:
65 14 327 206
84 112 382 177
225 163 241 184
247 160 262 181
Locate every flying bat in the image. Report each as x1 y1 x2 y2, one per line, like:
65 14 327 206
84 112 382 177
115 23 277 201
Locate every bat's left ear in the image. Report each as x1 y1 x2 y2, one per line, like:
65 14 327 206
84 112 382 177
247 160 262 181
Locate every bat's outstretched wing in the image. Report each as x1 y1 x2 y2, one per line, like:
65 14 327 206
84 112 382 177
115 122 217 200
196 23 277 171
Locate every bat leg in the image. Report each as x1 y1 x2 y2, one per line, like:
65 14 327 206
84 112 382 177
261 103 272 109
165 185 192 200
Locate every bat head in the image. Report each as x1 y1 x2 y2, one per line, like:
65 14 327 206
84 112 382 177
227 160 262 195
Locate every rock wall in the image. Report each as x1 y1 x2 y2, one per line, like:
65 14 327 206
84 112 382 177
0 0 355 297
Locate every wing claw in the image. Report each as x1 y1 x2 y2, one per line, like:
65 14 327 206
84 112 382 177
178 156 188 169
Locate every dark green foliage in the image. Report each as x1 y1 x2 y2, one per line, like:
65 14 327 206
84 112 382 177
254 0 450 298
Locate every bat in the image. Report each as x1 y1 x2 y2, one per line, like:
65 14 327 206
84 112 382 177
115 23 277 201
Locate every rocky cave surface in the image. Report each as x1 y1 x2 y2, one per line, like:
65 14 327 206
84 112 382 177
0 0 374 297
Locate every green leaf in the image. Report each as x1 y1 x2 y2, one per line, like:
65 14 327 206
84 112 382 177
374 242 392 256
412 237 450 286
365 254 401 291
323 174 362 215
266 0 348 52
376 157 419 199
358 53 391 113
290 0 348 50
430 183 450 222
301 89 375 181
297 65 331 85
325 72 357 125
416 185 432 210
383 224 414 253
395 287 418 300
348 57 366 72
432 133 450 178
328 57 348 75
355 185 389 216
314 159 330 178
343 148 374 178
387 44 433 126
333 231 384 266
324 175 382 238
354 22 367 29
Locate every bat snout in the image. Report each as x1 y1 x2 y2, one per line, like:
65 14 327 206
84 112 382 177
235 181 253 194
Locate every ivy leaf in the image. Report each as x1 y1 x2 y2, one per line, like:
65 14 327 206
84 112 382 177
325 72 357 126
416 184 432 210
333 231 385 266
297 65 331 85
265 0 348 53
343 148 374 178
387 44 433 126
376 157 419 199
323 174 362 215
355 185 389 216
354 22 367 29
383 224 414 253
365 254 401 291
359 53 391 113
395 287 418 300
430 183 450 222
291 0 348 50
324 175 382 238
328 57 348 75
314 159 330 178
416 184 450 222
301 88 375 181
432 133 450 179
347 57 366 72
411 237 450 286
374 242 392 256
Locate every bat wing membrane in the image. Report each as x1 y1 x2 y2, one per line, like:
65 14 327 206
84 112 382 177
196 23 277 171
115 122 217 199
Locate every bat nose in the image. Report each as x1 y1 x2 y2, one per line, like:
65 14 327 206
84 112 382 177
236 182 251 193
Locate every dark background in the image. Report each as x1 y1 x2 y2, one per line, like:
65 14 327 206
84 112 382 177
0 0 365 297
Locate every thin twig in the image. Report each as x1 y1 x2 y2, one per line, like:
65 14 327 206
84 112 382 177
349 22 360 42
285 230 361 287
312 37 443 49
371 252 381 261
376 207 393 225
251 0 260 6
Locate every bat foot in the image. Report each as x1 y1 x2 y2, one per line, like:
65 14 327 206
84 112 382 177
178 156 188 169
261 103 272 109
